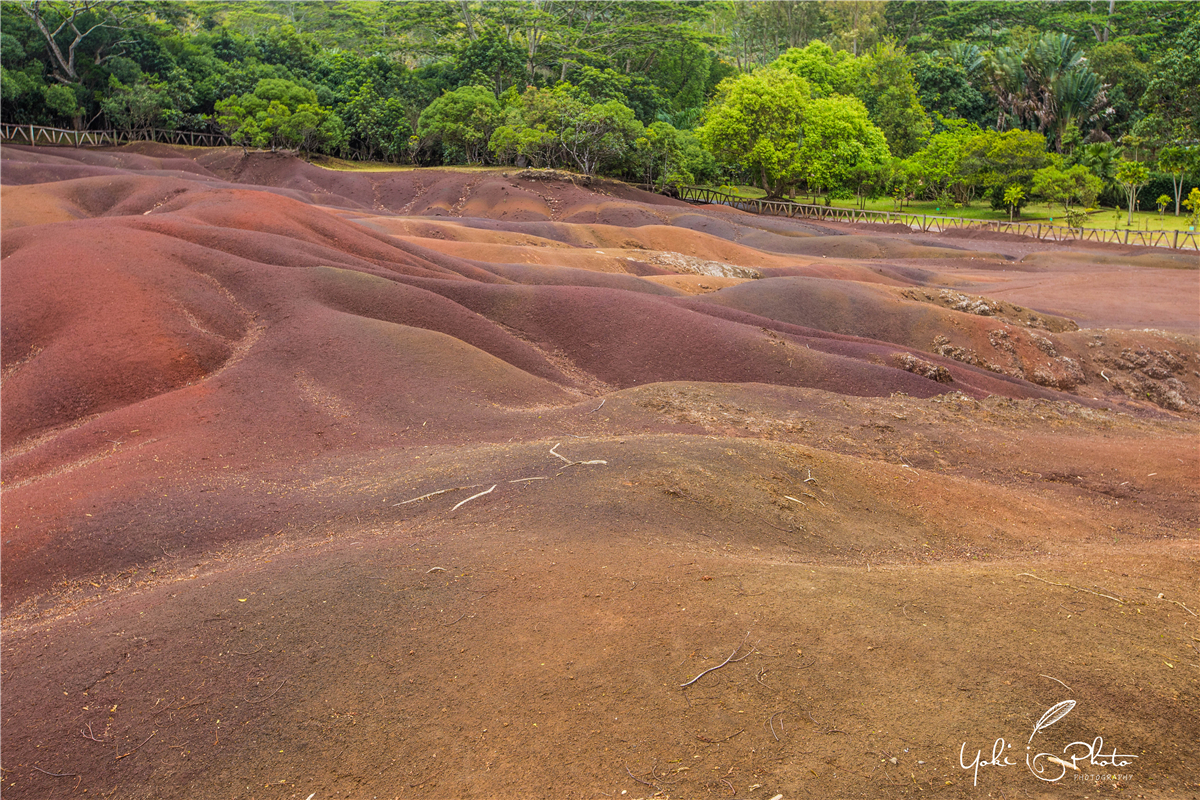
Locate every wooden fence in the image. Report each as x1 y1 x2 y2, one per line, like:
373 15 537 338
1 123 230 149
671 185 1200 252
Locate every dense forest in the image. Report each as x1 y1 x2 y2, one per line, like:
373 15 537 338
2 0 1198 216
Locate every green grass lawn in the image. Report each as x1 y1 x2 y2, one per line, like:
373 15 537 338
704 184 1199 233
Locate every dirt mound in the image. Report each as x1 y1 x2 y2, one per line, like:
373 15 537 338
1020 248 1200 271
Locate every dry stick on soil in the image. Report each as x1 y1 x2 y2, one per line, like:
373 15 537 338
451 485 496 511
681 632 756 688
1039 674 1073 692
81 723 109 743
245 679 287 704
394 486 481 506
624 765 657 788
32 765 78 778
784 495 807 508
697 728 744 744
768 711 786 742
590 398 606 413
115 731 156 760
1016 573 1128 605
801 490 826 507
549 443 607 466
1153 593 1198 617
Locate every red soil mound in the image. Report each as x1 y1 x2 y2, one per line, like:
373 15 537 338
2 145 1194 604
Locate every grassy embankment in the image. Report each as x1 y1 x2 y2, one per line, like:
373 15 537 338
711 184 1199 232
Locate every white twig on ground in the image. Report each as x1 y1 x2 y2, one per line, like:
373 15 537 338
1038 674 1073 692
394 486 480 506
1016 573 1127 604
451 485 496 511
681 632 757 688
550 443 607 466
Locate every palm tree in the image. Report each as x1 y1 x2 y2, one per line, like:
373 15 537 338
1076 141 1120 199
982 33 1110 152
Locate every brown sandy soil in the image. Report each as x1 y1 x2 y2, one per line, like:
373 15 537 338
2 145 1198 800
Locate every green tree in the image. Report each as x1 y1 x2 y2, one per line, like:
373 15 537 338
857 41 930 158
909 117 981 204
100 74 175 134
1031 164 1103 214
42 81 79 121
1003 184 1025 221
981 32 1110 151
634 120 686 189
1114 160 1150 225
697 68 811 197
1183 187 1200 227
342 80 413 163
821 0 886 57
452 28 524 96
215 78 343 155
559 97 643 176
1140 19 1200 141
488 83 644 177
17 0 138 87
797 94 890 198
771 40 858 97
1156 147 1199 217
490 84 570 168
1074 141 1121 197
417 84 501 165
958 128 1051 211
913 53 991 129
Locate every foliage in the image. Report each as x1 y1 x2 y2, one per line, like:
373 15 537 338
1031 164 1103 212
1139 18 1200 142
1002 184 1025 221
1156 146 1199 217
1 0 1196 179
797 94 891 196
697 68 811 197
772 39 930 158
215 78 345 155
771 41 858 96
857 41 930 158
1183 187 1200 227
417 85 501 165
912 53 990 129
957 128 1052 210
489 83 643 176
100 74 177 133
908 118 981 204
981 32 1110 151
1115 160 1151 224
